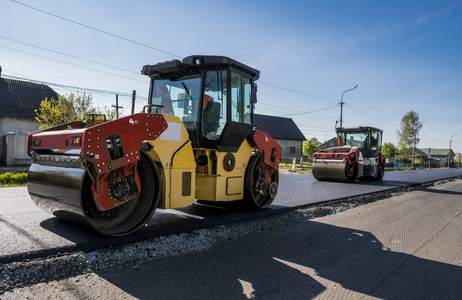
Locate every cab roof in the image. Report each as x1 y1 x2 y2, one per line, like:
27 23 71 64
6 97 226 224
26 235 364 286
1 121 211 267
141 55 260 80
336 126 382 133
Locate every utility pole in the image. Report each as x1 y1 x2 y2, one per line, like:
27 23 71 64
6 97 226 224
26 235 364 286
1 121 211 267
449 133 459 167
131 90 136 115
428 148 431 170
412 118 426 168
339 85 358 127
112 94 123 119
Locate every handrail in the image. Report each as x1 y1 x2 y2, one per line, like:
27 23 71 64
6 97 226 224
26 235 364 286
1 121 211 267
142 104 164 114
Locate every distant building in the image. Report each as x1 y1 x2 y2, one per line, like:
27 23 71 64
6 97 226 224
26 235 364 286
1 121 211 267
0 69 58 165
254 114 306 163
319 137 337 150
416 148 456 168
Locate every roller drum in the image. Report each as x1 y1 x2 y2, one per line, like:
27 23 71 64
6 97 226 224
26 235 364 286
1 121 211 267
27 154 161 236
28 163 88 224
312 159 353 182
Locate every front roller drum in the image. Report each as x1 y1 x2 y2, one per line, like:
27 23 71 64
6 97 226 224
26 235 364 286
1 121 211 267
27 154 161 236
312 160 357 183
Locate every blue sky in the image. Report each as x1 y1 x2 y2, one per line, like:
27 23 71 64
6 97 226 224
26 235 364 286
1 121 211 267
1 0 462 154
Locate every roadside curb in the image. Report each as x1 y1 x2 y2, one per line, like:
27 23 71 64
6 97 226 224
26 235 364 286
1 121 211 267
1 175 461 293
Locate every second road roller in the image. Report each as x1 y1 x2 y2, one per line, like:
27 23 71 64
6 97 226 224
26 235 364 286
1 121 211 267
27 55 281 236
312 126 386 182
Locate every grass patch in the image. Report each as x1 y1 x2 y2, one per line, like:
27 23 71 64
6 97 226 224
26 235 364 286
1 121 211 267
280 162 313 168
280 162 313 174
0 172 28 187
293 168 313 174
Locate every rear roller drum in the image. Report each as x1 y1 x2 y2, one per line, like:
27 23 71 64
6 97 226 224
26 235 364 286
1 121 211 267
82 154 161 236
244 154 279 208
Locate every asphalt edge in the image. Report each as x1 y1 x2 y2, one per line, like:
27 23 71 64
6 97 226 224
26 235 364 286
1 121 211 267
1 175 461 293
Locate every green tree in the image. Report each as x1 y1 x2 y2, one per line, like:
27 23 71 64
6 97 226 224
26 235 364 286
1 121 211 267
35 92 115 129
382 142 397 160
96 106 117 121
397 110 423 167
455 153 461 167
303 137 321 158
397 147 412 163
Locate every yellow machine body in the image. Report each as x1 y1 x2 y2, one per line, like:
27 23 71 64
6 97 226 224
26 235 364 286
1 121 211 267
194 142 253 202
145 115 254 209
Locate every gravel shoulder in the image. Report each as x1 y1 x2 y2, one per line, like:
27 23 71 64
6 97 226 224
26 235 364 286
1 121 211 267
2 179 462 299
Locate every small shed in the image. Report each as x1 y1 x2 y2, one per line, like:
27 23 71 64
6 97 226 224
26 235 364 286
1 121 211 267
0 70 59 165
319 137 337 150
417 148 456 167
254 114 306 163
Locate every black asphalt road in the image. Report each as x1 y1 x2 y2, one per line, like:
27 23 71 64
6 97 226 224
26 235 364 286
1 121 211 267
1 168 462 263
4 178 462 299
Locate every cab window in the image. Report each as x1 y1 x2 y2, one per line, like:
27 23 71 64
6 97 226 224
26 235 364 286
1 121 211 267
230 72 252 124
340 132 370 149
151 75 201 122
370 131 381 151
202 70 227 140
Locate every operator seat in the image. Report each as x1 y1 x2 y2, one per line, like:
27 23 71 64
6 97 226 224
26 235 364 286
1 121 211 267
203 101 221 139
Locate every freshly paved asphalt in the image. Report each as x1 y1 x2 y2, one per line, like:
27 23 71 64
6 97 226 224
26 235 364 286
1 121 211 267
4 178 462 299
1 168 462 263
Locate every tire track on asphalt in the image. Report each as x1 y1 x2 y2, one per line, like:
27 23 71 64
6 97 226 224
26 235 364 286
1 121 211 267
367 200 462 299
311 181 462 297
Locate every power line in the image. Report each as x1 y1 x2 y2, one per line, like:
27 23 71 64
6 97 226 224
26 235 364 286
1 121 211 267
345 105 455 150
258 102 303 113
298 116 338 124
0 40 344 107
0 45 147 85
5 74 149 113
10 0 182 59
346 104 399 127
0 36 139 75
13 0 404 123
256 104 336 121
297 124 333 129
277 104 339 117
3 74 147 102
298 128 332 132
10 1 342 105
297 128 332 132
258 102 335 118
259 81 337 103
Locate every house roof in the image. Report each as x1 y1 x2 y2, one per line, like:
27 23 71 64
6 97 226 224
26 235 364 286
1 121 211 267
254 114 306 141
418 148 455 158
414 148 429 158
0 77 59 121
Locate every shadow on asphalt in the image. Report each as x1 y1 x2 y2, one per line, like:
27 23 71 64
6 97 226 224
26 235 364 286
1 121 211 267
420 188 462 196
356 179 420 187
310 177 420 188
34 177 457 263
94 219 462 299
34 201 290 261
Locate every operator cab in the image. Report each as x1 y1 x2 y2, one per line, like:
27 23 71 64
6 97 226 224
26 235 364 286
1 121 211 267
142 55 259 152
336 127 382 158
